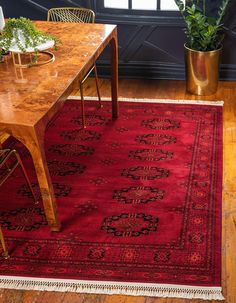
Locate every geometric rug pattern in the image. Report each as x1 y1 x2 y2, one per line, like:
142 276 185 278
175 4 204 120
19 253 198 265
0 99 223 300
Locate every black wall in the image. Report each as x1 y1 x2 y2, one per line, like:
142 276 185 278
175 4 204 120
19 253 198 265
1 0 236 80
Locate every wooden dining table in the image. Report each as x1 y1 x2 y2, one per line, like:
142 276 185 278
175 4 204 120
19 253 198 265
0 21 118 232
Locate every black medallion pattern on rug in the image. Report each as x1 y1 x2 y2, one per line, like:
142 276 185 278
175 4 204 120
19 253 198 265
135 134 177 145
188 232 204 244
0 207 47 231
48 144 94 157
60 129 101 141
87 248 105 260
18 183 72 199
141 118 180 130
47 160 86 176
101 213 159 237
154 251 171 263
121 166 170 180
129 149 173 161
71 115 110 126
23 244 42 257
113 186 165 204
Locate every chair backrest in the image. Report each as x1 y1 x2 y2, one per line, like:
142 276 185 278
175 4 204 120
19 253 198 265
47 7 95 23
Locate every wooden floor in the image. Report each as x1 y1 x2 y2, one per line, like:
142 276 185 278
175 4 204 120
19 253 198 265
1 79 236 303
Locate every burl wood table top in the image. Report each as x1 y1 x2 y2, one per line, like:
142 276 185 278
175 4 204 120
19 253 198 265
0 21 117 128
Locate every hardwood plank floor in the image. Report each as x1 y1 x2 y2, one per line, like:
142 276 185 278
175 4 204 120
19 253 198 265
2 79 236 303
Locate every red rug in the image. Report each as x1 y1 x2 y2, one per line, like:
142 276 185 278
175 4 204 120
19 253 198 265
0 99 223 300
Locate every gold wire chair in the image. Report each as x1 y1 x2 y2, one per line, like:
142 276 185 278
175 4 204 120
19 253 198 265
47 7 102 128
0 148 38 258
47 7 95 23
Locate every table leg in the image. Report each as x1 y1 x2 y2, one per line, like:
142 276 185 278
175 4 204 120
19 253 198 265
26 128 61 232
110 29 119 118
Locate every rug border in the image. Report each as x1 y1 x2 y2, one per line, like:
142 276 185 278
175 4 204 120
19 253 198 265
68 95 224 106
0 275 224 300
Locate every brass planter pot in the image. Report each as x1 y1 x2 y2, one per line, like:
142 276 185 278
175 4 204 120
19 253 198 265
185 45 222 96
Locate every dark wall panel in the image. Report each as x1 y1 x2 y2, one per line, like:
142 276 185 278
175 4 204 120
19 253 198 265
1 0 236 80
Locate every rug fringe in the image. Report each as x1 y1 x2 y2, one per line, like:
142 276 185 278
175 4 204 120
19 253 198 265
0 276 224 300
68 95 224 106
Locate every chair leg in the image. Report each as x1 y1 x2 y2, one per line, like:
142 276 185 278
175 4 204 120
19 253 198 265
0 225 9 259
14 151 38 204
94 64 102 109
80 82 86 128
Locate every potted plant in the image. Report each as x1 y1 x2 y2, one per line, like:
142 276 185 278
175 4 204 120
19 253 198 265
0 17 59 67
174 0 231 95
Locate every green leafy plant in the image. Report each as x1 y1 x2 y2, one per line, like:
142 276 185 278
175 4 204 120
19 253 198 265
0 17 59 64
174 0 230 51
